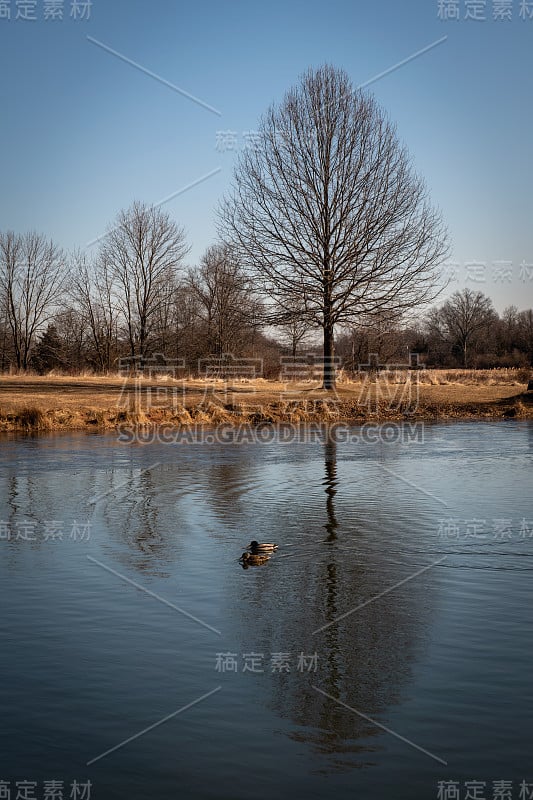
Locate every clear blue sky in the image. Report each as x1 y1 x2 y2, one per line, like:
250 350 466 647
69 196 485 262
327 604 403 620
1 0 532 312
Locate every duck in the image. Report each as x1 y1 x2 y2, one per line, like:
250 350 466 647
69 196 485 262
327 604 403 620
248 540 278 553
239 552 271 567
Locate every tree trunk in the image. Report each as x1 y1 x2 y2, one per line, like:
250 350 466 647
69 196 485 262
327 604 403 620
323 270 335 388
323 319 335 390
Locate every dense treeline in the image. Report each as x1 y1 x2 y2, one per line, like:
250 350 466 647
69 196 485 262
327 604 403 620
337 290 533 371
0 210 532 376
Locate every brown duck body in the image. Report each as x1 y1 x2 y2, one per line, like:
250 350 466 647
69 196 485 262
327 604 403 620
240 552 271 566
248 540 278 553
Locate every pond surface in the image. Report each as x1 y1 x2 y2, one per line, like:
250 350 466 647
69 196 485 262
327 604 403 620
0 421 532 800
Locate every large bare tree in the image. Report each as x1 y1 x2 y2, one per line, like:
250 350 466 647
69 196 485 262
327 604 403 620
103 201 189 360
219 65 448 388
0 231 65 370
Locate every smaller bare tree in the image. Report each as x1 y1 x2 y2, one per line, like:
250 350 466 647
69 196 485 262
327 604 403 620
103 201 189 360
0 231 65 370
270 298 315 360
188 244 263 358
517 309 533 366
435 288 495 367
68 250 119 373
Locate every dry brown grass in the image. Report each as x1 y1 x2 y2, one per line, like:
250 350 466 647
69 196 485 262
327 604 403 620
0 369 531 431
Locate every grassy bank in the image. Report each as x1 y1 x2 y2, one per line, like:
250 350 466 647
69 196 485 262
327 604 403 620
0 370 532 432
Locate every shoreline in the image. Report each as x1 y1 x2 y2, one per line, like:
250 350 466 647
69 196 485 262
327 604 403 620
0 375 532 432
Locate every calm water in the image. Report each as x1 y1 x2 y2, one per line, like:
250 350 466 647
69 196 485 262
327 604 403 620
0 422 532 800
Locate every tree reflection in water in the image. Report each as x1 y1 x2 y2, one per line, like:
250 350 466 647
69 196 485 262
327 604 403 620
232 434 435 771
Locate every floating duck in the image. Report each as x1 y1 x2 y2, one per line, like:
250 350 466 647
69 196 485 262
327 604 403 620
248 540 278 553
239 552 271 567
